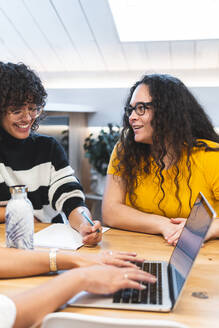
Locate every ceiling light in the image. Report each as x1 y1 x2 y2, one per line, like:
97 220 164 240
109 0 219 42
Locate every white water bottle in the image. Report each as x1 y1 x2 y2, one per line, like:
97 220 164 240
5 185 34 249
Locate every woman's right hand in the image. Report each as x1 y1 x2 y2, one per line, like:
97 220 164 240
81 265 157 294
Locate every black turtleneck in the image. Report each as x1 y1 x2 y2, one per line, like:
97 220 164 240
0 127 85 223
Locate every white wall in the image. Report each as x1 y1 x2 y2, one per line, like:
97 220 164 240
47 88 127 127
47 87 219 127
191 87 219 126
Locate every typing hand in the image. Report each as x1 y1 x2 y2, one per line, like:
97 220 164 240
72 250 145 268
82 265 157 295
97 250 145 267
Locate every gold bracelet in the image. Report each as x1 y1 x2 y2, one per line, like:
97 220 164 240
49 249 58 272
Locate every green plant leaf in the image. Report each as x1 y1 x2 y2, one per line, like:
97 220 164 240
83 123 120 176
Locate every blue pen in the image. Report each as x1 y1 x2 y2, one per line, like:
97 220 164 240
80 210 100 233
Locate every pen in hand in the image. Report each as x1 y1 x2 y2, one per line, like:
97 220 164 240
80 210 100 233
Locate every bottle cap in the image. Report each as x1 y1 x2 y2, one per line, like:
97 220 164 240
9 185 28 194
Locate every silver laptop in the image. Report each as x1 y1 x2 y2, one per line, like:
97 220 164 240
68 192 216 312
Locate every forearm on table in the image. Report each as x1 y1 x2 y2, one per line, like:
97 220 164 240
0 206 6 223
11 269 85 328
206 219 219 240
0 248 79 278
102 203 169 235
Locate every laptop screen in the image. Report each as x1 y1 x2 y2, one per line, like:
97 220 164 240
168 192 216 308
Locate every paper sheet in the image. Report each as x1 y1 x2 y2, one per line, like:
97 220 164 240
34 223 109 250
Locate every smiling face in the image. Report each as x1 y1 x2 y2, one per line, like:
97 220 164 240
128 83 153 144
1 103 37 139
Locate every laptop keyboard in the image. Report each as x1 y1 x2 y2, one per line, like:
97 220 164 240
113 262 163 305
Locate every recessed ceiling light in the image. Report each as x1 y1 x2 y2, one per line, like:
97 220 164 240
109 0 219 42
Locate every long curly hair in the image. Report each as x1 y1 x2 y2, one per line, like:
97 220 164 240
115 74 219 215
0 62 47 131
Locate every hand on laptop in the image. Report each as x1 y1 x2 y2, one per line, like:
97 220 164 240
98 250 145 267
71 250 145 269
82 265 157 294
162 218 186 246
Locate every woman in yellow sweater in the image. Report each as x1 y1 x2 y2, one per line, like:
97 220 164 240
102 74 219 245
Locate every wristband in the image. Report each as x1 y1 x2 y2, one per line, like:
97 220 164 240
49 249 58 272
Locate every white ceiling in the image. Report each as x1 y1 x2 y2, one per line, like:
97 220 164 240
0 0 219 88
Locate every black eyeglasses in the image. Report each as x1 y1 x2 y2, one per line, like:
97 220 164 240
124 101 153 117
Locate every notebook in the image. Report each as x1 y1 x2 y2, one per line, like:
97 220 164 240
34 223 109 250
68 192 216 312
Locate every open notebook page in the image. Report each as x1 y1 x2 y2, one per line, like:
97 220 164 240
34 223 109 250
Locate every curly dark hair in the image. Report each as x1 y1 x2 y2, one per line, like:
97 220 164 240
0 62 47 130
115 73 219 216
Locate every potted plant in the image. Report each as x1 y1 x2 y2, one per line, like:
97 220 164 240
83 123 120 194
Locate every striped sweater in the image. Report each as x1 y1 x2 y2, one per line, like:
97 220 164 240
0 127 85 223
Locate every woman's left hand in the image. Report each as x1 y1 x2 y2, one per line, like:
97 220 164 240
72 250 145 268
95 250 145 267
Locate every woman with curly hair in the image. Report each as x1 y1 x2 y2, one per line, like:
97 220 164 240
0 62 101 245
102 73 219 245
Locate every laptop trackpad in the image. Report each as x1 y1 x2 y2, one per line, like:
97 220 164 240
68 291 113 307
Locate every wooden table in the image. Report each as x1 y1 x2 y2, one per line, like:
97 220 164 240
0 223 219 327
